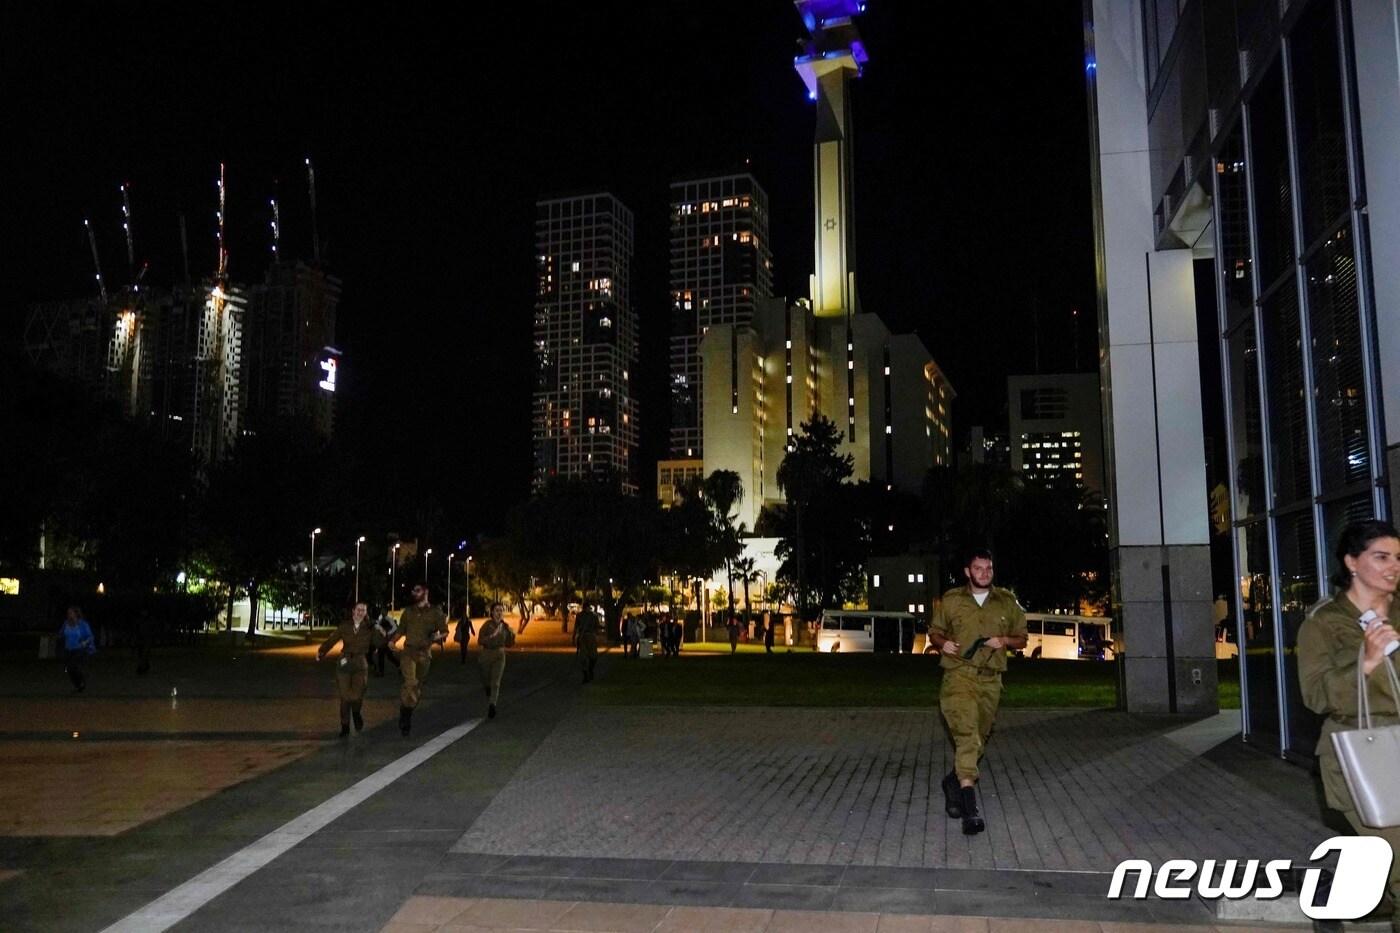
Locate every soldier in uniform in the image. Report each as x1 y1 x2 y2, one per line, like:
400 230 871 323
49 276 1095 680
317 601 385 736
574 600 601 682
1297 519 1400 932
392 583 448 736
925 548 1027 835
477 601 516 718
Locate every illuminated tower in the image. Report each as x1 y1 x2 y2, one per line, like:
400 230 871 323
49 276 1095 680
794 0 867 321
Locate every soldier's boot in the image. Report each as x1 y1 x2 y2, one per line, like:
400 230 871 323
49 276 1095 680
941 771 962 818
399 705 412 736
352 706 364 732
959 786 985 835
339 722 350 738
488 703 497 719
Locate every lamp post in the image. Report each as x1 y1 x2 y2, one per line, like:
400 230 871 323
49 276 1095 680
309 527 322 638
446 551 456 619
466 556 474 624
389 542 402 610
424 548 433 587
354 535 366 603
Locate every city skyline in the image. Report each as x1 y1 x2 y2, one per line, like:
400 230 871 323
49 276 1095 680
4 2 1097 535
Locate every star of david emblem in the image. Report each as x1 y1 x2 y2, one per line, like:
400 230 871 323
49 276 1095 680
824 218 837 230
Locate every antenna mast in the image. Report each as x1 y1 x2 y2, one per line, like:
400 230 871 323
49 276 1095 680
305 156 320 263
84 218 108 305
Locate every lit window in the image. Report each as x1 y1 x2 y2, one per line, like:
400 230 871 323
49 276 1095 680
873 574 881 587
908 604 917 613
918 604 926 613
907 574 915 583
571 261 580 272
916 573 924 583
0 577 18 596
885 425 892 434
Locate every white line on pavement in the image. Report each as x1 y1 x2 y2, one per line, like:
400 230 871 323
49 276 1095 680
100 718 483 933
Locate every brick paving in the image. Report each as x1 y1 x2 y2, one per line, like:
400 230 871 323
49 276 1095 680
379 895 1303 932
452 707 1330 872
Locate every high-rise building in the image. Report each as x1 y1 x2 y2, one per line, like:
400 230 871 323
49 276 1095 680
1008 373 1105 497
700 1 953 530
1084 0 1399 734
532 193 638 494
669 174 773 461
242 261 342 439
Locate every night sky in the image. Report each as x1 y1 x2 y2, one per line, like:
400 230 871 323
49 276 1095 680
5 3 1097 536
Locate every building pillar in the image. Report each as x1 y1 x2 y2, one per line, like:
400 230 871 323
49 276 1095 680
1086 0 1216 713
1350 0 1400 519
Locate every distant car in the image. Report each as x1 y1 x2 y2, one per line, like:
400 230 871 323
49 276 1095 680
1023 614 1115 661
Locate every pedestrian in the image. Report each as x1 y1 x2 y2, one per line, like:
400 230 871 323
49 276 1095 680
392 583 448 736
763 610 775 654
316 601 385 737
624 614 643 658
726 613 741 654
660 613 677 656
925 548 1027 835
58 606 95 693
373 608 399 677
574 600 600 682
1297 519 1400 931
455 605 475 665
477 601 516 718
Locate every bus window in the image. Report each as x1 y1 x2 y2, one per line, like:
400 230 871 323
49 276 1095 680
823 618 840 630
841 618 867 631
1026 619 1043 635
1044 621 1074 638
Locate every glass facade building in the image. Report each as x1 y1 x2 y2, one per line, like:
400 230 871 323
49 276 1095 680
1087 0 1398 752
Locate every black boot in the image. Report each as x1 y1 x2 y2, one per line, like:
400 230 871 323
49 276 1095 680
399 705 412 736
340 722 350 738
941 772 962 818
488 703 497 719
960 785 984 835
352 708 364 732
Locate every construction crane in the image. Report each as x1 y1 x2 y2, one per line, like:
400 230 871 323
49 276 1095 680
120 182 136 287
84 218 108 305
269 194 281 260
305 156 320 264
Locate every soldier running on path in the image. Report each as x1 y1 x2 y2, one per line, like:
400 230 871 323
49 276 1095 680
925 548 1027 835
316 601 385 736
477 602 516 718
392 583 448 736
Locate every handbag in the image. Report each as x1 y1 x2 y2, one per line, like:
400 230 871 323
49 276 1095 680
1329 643 1400 828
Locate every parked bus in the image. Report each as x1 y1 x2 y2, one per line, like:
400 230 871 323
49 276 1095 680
1023 614 1114 661
817 610 919 653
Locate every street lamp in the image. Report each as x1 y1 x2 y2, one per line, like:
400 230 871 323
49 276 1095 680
354 536 366 603
466 556 473 623
309 527 322 638
424 548 433 584
446 551 456 619
390 542 401 610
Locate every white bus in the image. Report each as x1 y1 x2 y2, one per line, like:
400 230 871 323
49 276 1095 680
817 610 919 653
1023 614 1114 661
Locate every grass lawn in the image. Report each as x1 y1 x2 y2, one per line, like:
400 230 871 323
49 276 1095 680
588 652 1243 710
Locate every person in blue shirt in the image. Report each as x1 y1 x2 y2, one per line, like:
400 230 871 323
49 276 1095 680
58 606 95 692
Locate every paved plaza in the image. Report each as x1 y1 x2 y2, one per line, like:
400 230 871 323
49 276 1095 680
0 626 1367 931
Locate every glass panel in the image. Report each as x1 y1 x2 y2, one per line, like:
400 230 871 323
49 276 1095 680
1288 0 1350 243
1216 127 1254 330
1237 520 1279 748
1261 284 1311 506
1322 494 1379 585
1248 62 1295 287
1307 225 1369 490
1227 318 1266 519
1276 509 1320 756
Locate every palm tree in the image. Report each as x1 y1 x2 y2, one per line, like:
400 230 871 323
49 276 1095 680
703 470 745 615
735 556 756 622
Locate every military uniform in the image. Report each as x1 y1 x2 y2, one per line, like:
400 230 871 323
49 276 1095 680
477 617 516 713
396 604 448 710
318 618 384 732
1297 593 1400 931
932 585 1026 783
574 609 600 681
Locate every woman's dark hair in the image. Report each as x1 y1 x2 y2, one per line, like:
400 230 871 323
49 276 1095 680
1332 519 1400 589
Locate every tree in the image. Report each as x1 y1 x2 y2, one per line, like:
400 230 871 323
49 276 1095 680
735 556 756 620
763 415 868 616
195 419 337 637
702 470 745 615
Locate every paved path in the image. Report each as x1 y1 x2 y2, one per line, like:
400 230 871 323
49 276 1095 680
451 707 1330 871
